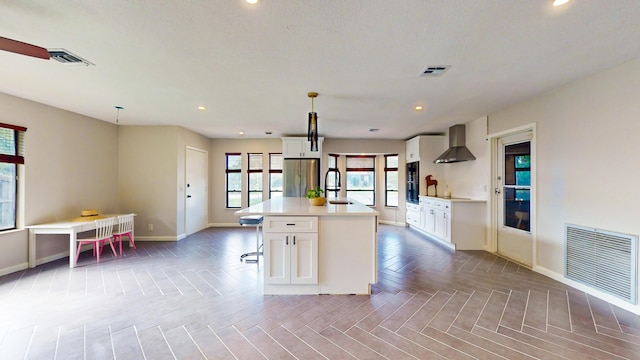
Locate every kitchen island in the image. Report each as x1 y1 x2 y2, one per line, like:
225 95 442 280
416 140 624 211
235 197 378 295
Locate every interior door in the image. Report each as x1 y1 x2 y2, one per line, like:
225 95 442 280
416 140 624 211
496 132 533 266
185 147 208 236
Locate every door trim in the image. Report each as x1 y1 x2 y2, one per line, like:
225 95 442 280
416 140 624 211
185 146 209 236
487 122 537 268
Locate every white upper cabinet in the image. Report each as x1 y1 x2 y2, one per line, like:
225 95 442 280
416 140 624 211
406 137 420 162
282 137 323 158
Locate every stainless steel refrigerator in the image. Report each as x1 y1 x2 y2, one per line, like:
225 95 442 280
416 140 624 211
283 158 320 197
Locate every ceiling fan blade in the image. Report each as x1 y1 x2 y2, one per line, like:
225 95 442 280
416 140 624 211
0 37 50 59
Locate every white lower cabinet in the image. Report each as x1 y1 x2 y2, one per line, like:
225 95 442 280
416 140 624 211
406 203 420 227
263 216 318 285
411 196 485 250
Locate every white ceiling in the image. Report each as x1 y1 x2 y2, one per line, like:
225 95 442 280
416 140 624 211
1 0 640 140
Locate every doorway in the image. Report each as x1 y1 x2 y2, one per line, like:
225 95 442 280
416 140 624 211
185 146 208 236
492 129 535 267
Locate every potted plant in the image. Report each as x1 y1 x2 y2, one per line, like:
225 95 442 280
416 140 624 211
306 186 326 206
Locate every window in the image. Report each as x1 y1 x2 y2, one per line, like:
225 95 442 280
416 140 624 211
0 123 26 231
503 141 531 231
247 153 263 206
346 155 375 206
225 153 242 208
269 153 283 199
384 154 398 207
325 154 340 199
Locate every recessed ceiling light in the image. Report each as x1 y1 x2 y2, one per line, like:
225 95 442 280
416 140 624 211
238 131 245 135
415 105 423 111
246 0 258 4
197 106 206 111
552 0 570 6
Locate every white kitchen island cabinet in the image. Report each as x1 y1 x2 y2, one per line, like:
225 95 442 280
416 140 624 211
236 197 378 295
263 216 318 285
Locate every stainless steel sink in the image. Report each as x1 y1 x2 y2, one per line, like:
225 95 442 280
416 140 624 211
328 200 353 205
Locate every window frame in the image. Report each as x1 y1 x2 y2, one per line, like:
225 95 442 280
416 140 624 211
225 153 242 208
384 154 399 207
269 153 283 199
345 155 376 206
0 122 26 231
247 153 263 206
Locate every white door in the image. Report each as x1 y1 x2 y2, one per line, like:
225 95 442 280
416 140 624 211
185 147 208 236
496 132 533 266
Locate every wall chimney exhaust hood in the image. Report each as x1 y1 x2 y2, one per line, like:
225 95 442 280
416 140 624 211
434 124 476 163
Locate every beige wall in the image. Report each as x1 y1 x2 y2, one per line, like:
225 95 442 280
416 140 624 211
487 56 640 313
118 125 210 240
209 138 283 225
0 92 119 273
443 116 490 201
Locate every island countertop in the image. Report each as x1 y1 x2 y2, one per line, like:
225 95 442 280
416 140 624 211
235 197 379 217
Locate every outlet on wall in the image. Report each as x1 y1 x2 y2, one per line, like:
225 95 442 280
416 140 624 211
148 224 153 231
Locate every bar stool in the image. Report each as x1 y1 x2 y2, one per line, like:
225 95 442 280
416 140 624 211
239 215 263 263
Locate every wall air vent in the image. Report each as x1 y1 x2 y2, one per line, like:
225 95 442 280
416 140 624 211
420 65 450 77
47 49 94 66
565 223 638 304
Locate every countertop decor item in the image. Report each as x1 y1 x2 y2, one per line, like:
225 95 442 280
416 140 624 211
307 186 326 206
425 175 438 197
72 209 106 222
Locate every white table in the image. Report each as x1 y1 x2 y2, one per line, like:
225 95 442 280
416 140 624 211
26 215 133 268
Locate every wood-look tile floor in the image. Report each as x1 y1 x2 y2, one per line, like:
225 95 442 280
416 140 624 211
1 225 639 359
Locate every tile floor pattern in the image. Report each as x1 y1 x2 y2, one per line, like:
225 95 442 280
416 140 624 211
1 225 639 359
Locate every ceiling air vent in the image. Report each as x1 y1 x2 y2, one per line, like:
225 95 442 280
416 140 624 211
47 49 94 66
420 65 450 77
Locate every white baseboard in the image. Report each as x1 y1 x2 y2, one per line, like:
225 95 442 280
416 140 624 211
134 235 183 242
210 222 244 227
378 220 406 227
534 265 639 315
0 262 28 277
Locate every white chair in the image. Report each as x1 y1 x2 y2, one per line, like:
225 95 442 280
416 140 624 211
113 213 135 255
76 217 117 264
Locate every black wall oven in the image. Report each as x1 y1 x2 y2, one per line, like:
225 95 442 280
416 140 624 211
406 161 419 204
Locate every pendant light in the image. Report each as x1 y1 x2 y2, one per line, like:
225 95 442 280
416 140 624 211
307 92 319 152
114 106 124 124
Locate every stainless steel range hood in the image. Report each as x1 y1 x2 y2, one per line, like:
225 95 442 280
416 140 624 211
434 124 476 163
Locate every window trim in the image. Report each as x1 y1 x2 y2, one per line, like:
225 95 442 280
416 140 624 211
247 153 263 206
384 154 399 207
269 153 283 199
345 155 376 206
0 123 27 231
225 152 242 209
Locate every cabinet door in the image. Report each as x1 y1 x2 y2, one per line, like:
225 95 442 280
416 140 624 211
406 137 420 162
425 208 436 234
290 232 318 284
434 210 447 241
283 138 305 158
264 233 291 284
282 138 322 158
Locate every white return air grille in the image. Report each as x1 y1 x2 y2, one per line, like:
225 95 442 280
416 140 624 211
565 224 638 304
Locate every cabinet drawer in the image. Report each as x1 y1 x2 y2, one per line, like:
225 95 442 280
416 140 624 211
406 203 420 211
263 216 318 233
